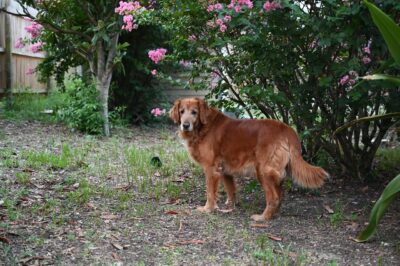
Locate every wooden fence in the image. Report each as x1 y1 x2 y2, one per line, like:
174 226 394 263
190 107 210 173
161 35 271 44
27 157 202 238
0 0 48 95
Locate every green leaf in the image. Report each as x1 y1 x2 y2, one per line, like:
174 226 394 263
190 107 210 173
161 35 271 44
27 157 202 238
355 174 400 242
361 74 400 85
363 0 400 63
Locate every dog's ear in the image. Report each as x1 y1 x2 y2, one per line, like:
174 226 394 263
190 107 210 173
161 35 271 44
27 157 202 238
169 100 180 124
198 98 210 124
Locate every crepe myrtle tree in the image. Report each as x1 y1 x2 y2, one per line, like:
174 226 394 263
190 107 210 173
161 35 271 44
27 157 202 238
2 0 155 136
158 0 400 179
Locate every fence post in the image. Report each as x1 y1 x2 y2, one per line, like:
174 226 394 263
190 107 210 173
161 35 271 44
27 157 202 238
4 0 13 106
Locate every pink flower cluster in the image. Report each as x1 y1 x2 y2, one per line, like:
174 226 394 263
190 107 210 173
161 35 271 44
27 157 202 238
339 71 358 86
151 108 165 117
115 1 142 32
30 42 44 53
207 3 223 12
15 37 25 49
362 41 372 65
263 1 282 12
24 21 43 39
26 68 35 75
227 0 253 12
207 16 232 33
148 48 167 64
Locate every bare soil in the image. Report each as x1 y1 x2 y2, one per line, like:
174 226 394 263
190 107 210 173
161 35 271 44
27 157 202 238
0 120 399 265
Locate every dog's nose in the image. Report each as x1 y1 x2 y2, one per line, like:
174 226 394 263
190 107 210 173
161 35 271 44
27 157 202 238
182 122 190 130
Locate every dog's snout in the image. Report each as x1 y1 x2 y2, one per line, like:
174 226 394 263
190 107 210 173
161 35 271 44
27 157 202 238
182 122 190 130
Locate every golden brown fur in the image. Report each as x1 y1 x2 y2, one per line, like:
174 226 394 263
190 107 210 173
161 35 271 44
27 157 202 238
169 97 328 221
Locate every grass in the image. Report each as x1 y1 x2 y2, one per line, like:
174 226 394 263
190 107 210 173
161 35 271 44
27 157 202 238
0 92 65 122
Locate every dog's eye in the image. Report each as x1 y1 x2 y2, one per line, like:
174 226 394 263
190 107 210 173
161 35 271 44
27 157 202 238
191 110 197 115
180 110 184 114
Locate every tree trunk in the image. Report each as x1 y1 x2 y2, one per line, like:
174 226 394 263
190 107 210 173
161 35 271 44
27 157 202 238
89 35 119 137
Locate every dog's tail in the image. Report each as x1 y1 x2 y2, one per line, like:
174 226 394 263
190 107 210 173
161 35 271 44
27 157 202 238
288 135 329 189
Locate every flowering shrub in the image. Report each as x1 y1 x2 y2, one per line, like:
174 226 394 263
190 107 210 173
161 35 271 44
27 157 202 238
148 48 167 64
151 107 165 117
159 0 400 178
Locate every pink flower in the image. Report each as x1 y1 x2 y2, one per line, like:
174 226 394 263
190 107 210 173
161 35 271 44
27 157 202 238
148 48 167 64
363 46 371 54
224 15 232 22
26 68 35 75
207 5 214 12
15 38 25 49
219 24 227 32
30 42 44 53
115 1 142 15
179 60 191 67
151 69 157 76
339 75 350 86
25 21 43 39
151 108 164 117
188 35 197 41
215 3 223 10
263 1 282 12
216 19 224 26
362 56 371 64
348 79 356 86
234 5 241 13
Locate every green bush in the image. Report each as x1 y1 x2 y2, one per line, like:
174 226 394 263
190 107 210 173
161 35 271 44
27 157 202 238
57 78 104 134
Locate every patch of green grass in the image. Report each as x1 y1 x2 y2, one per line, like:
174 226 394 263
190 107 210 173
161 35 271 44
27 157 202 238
67 178 93 205
0 92 65 122
330 200 345 227
23 143 74 170
15 172 31 185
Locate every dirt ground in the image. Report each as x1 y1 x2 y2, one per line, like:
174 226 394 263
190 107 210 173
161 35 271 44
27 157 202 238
0 120 399 265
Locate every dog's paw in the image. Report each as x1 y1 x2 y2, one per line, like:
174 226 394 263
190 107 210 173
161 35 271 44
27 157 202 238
251 214 268 222
197 206 214 213
224 199 235 209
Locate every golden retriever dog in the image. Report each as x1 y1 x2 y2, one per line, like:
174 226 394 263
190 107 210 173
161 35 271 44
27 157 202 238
169 97 328 221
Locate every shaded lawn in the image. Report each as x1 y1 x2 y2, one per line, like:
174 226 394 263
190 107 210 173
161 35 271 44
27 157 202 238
0 120 399 265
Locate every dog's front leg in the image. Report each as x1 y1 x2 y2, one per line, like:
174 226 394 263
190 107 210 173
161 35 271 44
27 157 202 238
197 166 221 213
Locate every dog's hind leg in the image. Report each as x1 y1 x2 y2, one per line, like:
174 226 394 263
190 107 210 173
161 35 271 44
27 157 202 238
222 174 236 209
251 166 282 221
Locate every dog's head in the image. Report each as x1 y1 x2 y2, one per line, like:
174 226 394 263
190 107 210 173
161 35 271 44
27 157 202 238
169 97 210 132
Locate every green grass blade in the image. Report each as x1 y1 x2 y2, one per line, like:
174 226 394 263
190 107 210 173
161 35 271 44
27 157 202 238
356 174 400 242
363 0 400 63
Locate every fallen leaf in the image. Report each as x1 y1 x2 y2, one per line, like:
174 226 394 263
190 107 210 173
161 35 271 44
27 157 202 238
86 202 96 210
101 214 118 220
178 239 205 245
178 220 183 232
324 205 334 214
361 186 369 193
165 210 179 215
114 184 132 191
251 223 269 228
23 168 34 173
169 198 181 205
111 242 124 250
218 209 233 213
19 256 50 264
164 239 205 248
112 252 120 261
0 236 10 244
266 233 282 241
154 171 161 177
62 247 75 255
